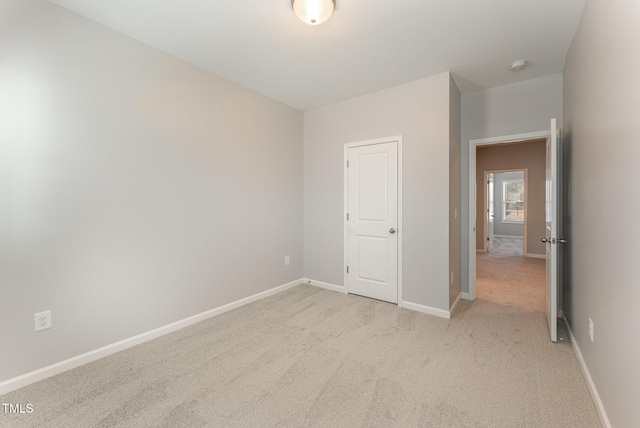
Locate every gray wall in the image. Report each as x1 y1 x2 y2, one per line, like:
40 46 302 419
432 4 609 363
475 143 545 254
0 0 303 383
303 72 456 312
563 0 640 425
493 172 524 237
460 74 563 294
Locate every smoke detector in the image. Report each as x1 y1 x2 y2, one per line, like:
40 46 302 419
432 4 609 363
510 60 528 71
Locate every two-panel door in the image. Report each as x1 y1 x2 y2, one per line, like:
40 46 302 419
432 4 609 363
346 142 398 304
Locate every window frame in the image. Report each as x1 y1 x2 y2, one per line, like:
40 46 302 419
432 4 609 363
501 179 525 224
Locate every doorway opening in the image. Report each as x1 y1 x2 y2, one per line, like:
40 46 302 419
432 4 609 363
481 169 528 257
468 132 549 313
468 120 561 342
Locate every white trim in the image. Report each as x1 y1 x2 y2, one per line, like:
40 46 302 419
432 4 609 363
0 278 304 396
303 278 344 293
493 234 523 239
398 139 403 308
524 253 546 259
563 316 612 428
344 136 403 307
470 130 550 146
402 301 451 319
344 144 349 297
461 292 471 300
450 293 462 315
476 248 486 253
468 130 549 301
483 171 491 252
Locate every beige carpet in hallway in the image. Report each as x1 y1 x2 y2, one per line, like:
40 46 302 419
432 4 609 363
477 236 546 312
0 285 599 428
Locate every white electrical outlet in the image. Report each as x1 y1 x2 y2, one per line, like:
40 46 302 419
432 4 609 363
284 256 290 266
34 310 51 332
588 317 594 342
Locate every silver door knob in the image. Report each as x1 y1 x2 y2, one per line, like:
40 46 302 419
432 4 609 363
541 238 549 243
389 228 396 234
558 239 567 244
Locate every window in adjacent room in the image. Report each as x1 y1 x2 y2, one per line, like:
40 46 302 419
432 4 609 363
502 179 524 223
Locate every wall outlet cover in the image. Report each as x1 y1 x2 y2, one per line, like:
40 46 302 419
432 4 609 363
34 310 51 332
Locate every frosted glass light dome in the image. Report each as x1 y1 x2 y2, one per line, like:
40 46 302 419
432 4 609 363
292 0 335 25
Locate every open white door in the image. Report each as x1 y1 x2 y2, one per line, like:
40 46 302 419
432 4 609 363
486 173 495 252
544 118 559 342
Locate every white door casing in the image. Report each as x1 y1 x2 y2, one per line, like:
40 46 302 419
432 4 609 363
545 118 559 342
345 139 399 304
468 129 552 302
486 173 495 252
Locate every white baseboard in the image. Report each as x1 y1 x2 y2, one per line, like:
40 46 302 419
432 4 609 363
493 234 522 239
563 316 612 428
461 292 471 300
450 293 462 316
302 278 345 293
0 278 304 396
476 248 486 253
402 300 450 319
524 252 546 259
306 280 452 320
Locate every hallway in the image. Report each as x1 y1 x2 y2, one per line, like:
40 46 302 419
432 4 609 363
476 237 546 312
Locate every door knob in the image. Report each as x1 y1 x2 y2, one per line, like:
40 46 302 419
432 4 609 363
541 237 549 243
558 239 567 244
389 228 396 234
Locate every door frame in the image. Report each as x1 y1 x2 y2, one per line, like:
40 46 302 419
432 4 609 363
344 136 403 306
468 130 549 300
485 172 495 253
482 169 529 254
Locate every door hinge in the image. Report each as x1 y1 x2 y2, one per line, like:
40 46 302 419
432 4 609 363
487 237 490 241
346 160 349 168
347 213 349 220
346 266 349 274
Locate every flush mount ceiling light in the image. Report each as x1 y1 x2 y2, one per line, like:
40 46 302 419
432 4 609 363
292 0 335 25
510 60 528 71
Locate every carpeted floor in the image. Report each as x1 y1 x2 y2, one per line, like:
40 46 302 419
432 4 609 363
477 236 546 313
0 285 600 427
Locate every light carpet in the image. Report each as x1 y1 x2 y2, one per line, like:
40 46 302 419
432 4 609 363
477 236 546 313
0 285 600 427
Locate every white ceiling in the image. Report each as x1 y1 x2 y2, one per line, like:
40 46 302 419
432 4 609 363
48 0 586 111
